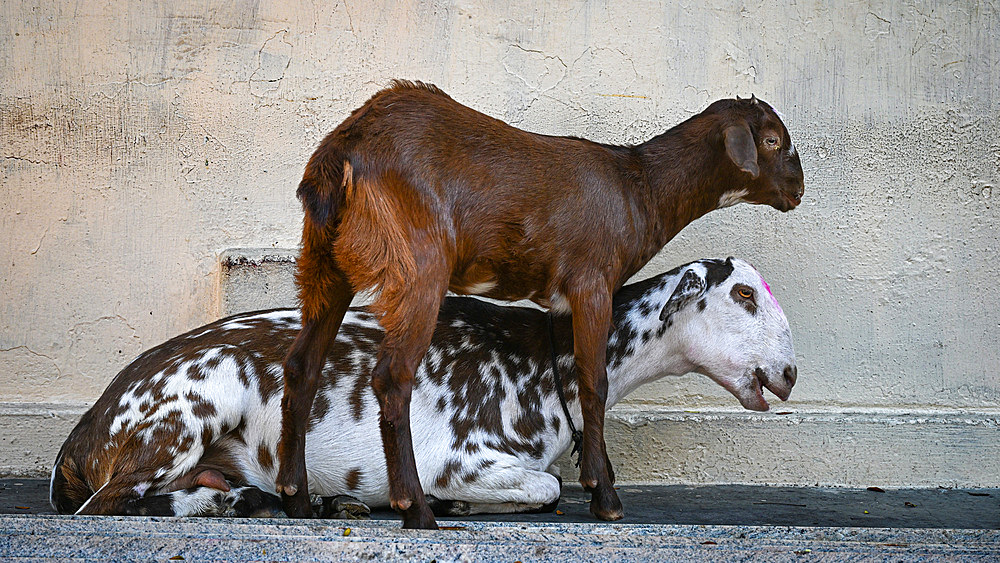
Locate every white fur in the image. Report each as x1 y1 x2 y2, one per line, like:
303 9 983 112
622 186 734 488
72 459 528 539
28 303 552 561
718 189 750 208
464 280 498 295
548 291 572 314
168 487 254 517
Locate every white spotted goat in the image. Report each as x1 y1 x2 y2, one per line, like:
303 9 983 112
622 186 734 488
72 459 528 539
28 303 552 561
51 257 796 517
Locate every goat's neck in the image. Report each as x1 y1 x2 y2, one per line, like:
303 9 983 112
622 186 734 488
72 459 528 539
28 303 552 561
604 272 695 407
547 270 695 408
629 119 741 262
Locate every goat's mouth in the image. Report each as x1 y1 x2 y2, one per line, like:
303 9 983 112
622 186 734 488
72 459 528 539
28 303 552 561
757 366 793 402
731 368 791 412
771 189 801 212
741 369 771 412
752 188 801 212
783 191 802 209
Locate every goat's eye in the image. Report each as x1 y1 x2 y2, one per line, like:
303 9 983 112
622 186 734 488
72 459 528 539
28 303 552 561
764 137 779 148
730 285 758 314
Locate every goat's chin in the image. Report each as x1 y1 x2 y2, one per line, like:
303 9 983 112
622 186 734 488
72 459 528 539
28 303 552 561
713 373 770 412
749 190 799 212
769 195 798 213
735 387 770 412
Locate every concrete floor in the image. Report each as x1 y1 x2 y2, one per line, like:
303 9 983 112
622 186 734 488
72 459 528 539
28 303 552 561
4 479 998 528
2 479 998 560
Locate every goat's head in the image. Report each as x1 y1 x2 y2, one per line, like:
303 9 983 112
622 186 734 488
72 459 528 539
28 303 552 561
660 257 796 411
708 97 805 212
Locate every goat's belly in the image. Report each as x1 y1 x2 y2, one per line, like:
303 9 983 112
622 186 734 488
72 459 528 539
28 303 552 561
449 246 555 301
229 355 569 507
234 385 563 508
287 389 462 507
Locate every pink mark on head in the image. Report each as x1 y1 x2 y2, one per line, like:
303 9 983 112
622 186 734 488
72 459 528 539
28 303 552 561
759 274 783 314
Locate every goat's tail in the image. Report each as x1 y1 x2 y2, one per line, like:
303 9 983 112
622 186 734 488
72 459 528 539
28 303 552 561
49 442 93 514
293 133 359 323
297 133 351 234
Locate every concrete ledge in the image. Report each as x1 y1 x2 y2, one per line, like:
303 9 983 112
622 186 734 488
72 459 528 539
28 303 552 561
1 515 997 561
218 248 299 317
567 407 1000 488
6 402 999 488
0 403 87 477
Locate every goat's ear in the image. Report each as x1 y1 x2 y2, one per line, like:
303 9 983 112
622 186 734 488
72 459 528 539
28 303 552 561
723 123 760 179
660 269 707 321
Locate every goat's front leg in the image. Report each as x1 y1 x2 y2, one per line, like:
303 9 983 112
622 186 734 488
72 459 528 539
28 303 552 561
568 284 624 521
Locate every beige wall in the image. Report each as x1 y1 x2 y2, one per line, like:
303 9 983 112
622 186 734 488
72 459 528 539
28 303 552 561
2 1 999 478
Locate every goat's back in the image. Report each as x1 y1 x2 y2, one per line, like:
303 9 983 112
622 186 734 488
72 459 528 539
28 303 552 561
304 80 645 313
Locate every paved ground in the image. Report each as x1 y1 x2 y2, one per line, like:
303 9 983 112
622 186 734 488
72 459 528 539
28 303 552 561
4 478 998 528
3 479 998 560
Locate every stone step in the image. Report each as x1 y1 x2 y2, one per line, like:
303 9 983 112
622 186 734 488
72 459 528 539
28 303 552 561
3 514 1000 562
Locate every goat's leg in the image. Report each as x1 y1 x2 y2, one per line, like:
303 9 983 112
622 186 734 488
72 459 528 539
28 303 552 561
277 250 355 517
370 287 445 529
72 471 256 517
122 485 284 517
371 349 438 528
426 465 562 516
568 285 624 521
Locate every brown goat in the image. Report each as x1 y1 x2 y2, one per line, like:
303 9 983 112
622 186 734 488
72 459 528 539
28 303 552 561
277 80 804 528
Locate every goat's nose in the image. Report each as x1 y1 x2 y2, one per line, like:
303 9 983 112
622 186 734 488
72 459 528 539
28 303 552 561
783 365 797 388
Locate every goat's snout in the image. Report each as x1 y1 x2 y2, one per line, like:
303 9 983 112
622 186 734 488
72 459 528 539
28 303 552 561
756 364 796 403
778 183 803 211
787 187 803 206
783 364 797 390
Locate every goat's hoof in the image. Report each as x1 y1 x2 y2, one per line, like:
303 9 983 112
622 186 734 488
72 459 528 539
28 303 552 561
426 495 471 517
280 490 314 518
230 487 285 518
400 502 439 530
318 495 371 520
535 496 561 514
592 505 625 521
589 488 624 521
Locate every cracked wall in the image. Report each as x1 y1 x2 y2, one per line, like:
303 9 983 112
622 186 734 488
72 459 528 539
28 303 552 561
1 1 998 413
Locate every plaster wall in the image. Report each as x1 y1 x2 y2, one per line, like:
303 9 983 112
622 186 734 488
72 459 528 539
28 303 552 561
1 1 998 479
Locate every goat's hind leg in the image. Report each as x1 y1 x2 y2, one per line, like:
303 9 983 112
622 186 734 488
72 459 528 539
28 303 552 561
162 467 284 517
146 485 284 517
371 344 438 528
370 271 447 529
277 242 355 517
426 466 562 516
100 485 283 517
